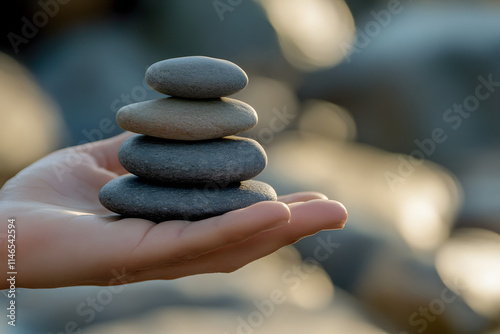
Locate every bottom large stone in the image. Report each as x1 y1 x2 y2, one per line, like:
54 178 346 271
99 175 277 221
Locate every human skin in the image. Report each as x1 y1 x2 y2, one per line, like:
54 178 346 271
0 132 347 289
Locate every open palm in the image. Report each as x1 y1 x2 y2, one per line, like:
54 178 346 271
0 133 347 289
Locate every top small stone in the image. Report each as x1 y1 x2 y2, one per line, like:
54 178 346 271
145 56 248 99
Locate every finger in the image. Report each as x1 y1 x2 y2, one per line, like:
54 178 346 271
126 199 347 281
83 131 135 175
195 200 347 267
278 192 328 204
128 201 291 267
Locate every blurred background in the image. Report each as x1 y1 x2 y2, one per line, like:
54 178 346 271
1 0 500 333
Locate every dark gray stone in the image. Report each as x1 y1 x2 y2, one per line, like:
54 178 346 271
98 175 277 221
145 56 248 99
119 135 267 185
116 97 257 140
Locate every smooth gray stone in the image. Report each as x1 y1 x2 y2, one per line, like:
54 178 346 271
119 135 267 185
116 97 257 140
145 56 248 98
98 175 277 221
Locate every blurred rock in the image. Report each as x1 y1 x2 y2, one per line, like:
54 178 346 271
299 5 500 172
258 100 490 333
436 229 500 319
1 248 388 334
260 129 462 251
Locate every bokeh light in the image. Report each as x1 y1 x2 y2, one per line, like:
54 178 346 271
256 0 355 70
437 229 500 318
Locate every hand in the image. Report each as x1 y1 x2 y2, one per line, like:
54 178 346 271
0 133 347 289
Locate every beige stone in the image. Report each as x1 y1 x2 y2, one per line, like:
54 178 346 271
116 97 258 140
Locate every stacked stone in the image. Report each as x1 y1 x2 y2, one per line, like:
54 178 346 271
99 56 277 222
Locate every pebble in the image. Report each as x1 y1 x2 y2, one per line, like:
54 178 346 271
116 97 257 140
119 135 267 185
145 56 248 99
98 175 277 221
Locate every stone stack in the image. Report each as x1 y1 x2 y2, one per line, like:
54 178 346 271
99 56 277 222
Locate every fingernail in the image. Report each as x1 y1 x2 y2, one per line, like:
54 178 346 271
334 202 348 229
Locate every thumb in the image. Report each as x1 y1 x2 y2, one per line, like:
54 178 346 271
83 131 134 175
